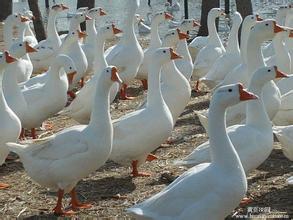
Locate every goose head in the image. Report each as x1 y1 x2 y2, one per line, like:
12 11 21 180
63 30 87 45
152 47 182 66
250 19 285 42
51 3 69 12
71 13 92 24
0 51 17 69
243 14 262 29
9 41 37 58
180 19 201 32
57 55 77 85
151 11 173 23
251 66 288 87
99 24 123 39
76 7 89 14
22 9 35 20
7 13 22 24
209 8 226 19
87 7 107 20
100 66 123 86
212 83 258 108
163 28 189 47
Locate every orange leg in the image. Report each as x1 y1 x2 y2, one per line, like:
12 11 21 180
141 79 148 90
146 154 158 162
194 80 200 92
31 128 37 139
70 188 92 210
0 183 9 190
19 128 25 140
131 160 151 177
120 84 134 100
79 78 85 88
53 189 76 216
67 91 76 99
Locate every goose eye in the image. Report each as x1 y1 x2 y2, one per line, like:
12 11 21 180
163 50 166 53
268 69 271 72
107 27 110 29
19 44 22 46
172 32 175 35
160 13 163 15
265 23 269 26
0 56 2 58
69 67 72 70
80 14 83 16
106 70 109 73
72 32 75 34
228 89 232 92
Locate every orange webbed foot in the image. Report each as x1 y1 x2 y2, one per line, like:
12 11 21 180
0 183 9 189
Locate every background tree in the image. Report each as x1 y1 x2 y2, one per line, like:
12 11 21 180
0 0 12 22
28 0 46 41
77 0 95 31
198 0 220 36
236 0 253 19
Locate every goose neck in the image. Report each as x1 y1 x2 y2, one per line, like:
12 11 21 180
208 14 223 48
88 78 112 129
246 34 264 74
273 34 290 73
226 21 241 54
69 19 81 33
93 34 107 72
208 100 243 167
121 11 138 45
176 39 189 57
86 19 97 43
147 61 164 107
0 72 8 109
161 60 182 85
150 19 162 48
47 10 61 49
240 22 252 63
245 80 271 128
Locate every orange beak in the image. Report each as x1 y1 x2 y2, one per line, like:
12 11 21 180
273 21 285 33
193 20 201 27
25 42 38 53
61 4 69 10
239 84 258 101
67 71 77 85
112 24 123 34
177 29 189 40
274 66 288 78
20 15 30 22
85 15 92 20
170 48 182 60
111 67 122 83
78 30 87 39
99 8 107 16
4 51 17 64
164 12 173 20
256 14 263 21
289 30 293 38
221 11 226 16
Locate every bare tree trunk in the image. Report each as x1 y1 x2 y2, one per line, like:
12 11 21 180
198 0 220 36
236 0 253 19
0 0 12 22
77 0 95 31
28 0 46 41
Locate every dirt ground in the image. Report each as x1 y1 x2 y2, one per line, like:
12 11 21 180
0 34 292 219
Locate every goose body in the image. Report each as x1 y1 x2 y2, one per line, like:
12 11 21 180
7 66 121 215
128 83 252 220
176 66 284 174
109 47 177 176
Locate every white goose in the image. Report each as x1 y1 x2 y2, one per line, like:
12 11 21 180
81 7 107 76
19 55 77 139
18 13 38 48
200 20 285 130
188 8 224 63
192 8 226 91
30 4 69 73
136 11 173 90
273 126 293 185
200 12 243 89
105 0 144 100
0 51 21 190
176 66 286 174
109 47 180 176
175 19 200 80
59 24 123 124
3 14 27 50
127 84 255 220
7 66 122 216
